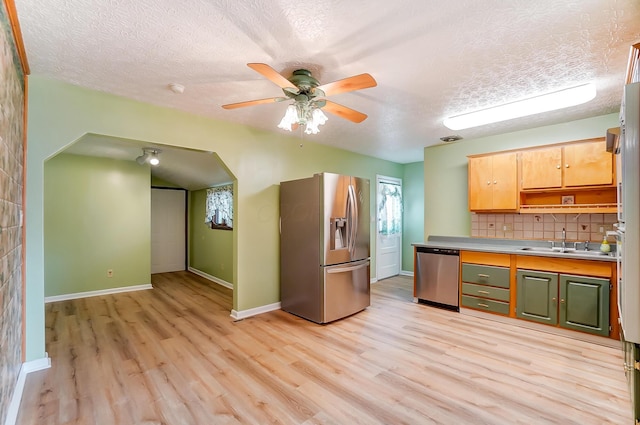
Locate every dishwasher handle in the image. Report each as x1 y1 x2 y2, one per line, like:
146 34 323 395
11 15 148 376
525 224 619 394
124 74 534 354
416 246 459 256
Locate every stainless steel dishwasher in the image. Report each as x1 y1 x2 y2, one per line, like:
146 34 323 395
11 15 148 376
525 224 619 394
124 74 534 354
415 247 460 311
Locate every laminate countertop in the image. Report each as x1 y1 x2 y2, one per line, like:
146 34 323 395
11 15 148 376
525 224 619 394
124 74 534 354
412 236 617 262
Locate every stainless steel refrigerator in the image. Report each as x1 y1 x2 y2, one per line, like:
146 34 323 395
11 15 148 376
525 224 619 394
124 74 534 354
613 81 640 421
280 173 370 323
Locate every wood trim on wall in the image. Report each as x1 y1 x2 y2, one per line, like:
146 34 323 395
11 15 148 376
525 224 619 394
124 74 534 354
21 77 27 361
625 42 640 84
3 0 30 75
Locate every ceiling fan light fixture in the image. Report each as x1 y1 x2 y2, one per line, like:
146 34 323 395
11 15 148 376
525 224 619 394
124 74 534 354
305 108 328 135
443 82 597 130
277 104 299 131
223 63 374 131
278 102 329 134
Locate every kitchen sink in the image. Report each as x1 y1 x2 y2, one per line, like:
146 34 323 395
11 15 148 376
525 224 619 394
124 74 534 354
520 247 559 252
519 247 610 256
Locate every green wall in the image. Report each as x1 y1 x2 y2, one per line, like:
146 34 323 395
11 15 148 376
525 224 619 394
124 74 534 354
24 77 404 361
402 162 424 272
44 154 151 296
423 113 620 239
189 188 234 283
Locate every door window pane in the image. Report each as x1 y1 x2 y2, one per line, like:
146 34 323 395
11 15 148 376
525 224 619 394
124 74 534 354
378 182 402 235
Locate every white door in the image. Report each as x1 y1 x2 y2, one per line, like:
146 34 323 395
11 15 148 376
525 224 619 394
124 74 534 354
151 188 186 274
376 176 402 280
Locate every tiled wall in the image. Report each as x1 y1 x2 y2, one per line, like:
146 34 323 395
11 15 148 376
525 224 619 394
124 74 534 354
471 213 618 242
0 3 25 424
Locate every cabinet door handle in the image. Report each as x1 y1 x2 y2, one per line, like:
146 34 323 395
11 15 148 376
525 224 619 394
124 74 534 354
552 297 557 302
556 165 561 169
493 180 497 184
560 298 565 304
565 164 570 168
477 290 490 294
477 303 490 308
487 181 491 185
477 274 490 278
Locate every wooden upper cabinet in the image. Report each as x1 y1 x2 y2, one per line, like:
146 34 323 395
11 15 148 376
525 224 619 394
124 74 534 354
491 153 518 209
468 155 492 210
473 138 616 214
468 152 517 211
520 147 563 189
563 141 613 187
520 140 613 190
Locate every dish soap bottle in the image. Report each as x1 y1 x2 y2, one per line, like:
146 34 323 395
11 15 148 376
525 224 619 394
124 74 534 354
600 237 611 253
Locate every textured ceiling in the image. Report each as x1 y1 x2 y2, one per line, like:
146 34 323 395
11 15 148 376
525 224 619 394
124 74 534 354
13 0 640 164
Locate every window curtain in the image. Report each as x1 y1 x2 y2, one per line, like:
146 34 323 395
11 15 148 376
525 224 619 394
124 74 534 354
205 184 233 227
378 182 402 235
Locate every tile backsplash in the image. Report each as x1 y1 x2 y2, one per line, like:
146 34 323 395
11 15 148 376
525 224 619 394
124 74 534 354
471 213 617 242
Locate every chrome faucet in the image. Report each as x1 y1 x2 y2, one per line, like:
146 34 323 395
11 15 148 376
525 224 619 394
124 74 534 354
562 228 566 251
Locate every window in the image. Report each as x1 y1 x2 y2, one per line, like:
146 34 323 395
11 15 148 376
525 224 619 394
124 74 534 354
205 183 233 229
377 181 402 235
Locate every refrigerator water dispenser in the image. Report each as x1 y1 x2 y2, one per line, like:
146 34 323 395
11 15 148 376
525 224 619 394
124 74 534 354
331 217 348 250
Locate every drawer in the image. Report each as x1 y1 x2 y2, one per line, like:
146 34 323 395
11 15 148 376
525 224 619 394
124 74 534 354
461 295 510 315
462 283 510 302
462 264 510 288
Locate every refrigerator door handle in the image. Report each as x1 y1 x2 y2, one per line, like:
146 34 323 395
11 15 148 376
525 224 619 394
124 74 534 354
326 261 369 274
614 227 624 328
347 184 358 258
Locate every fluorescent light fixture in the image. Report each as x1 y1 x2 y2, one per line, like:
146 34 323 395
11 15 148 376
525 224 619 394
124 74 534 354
443 82 597 130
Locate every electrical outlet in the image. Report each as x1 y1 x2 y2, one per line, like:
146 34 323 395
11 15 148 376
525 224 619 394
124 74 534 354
107 269 113 278
599 226 604 233
503 224 512 232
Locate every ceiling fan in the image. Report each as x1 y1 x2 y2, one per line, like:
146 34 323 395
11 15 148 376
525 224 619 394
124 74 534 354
222 63 377 134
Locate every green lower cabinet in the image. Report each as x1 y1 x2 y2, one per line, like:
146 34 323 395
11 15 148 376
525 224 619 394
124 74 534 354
516 270 558 325
461 295 510 315
559 274 610 337
516 269 611 337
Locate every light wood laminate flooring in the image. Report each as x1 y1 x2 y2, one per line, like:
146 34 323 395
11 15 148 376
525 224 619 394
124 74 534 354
17 272 632 424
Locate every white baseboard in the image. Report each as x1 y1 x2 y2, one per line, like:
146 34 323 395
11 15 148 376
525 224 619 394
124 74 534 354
188 267 234 290
4 356 51 425
231 302 281 321
372 271 413 283
44 284 152 303
22 356 51 373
